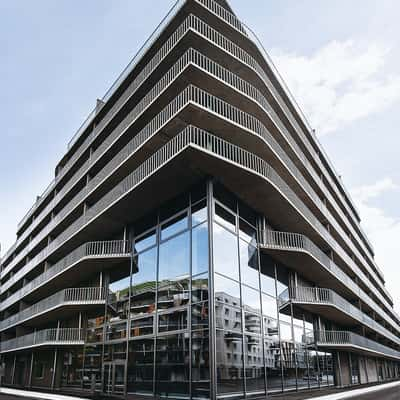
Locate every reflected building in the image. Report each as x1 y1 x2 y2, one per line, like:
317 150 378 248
1 0 400 399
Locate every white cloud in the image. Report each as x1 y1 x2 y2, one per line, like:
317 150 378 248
271 40 400 135
351 178 400 313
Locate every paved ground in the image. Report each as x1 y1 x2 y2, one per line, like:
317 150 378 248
349 384 399 400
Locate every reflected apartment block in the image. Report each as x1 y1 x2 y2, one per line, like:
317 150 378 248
1 0 399 398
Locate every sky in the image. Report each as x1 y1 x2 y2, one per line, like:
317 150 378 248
1 0 399 311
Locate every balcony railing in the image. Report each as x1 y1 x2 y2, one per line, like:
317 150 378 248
309 330 400 360
279 287 400 346
0 328 85 353
0 240 130 312
262 230 400 337
0 287 108 332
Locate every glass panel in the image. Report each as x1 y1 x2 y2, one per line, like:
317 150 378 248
239 239 259 289
296 351 309 390
214 274 241 308
192 302 209 331
192 222 209 276
244 335 265 394
216 302 242 332
160 192 189 221
130 315 154 337
161 212 188 241
127 338 154 394
244 312 262 335
262 294 278 321
192 330 210 399
308 350 320 388
61 349 83 388
192 273 208 303
192 199 207 227
131 247 157 316
213 223 239 281
104 342 127 363
239 218 257 244
82 344 102 390
276 265 289 296
260 254 276 296
241 285 261 314
216 329 244 395
265 339 281 392
214 183 237 213
215 203 236 233
134 229 156 253
109 275 130 321
106 322 127 342
155 333 190 397
158 308 188 333
158 232 190 310
326 352 334 386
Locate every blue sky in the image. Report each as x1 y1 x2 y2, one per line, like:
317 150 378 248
1 0 399 310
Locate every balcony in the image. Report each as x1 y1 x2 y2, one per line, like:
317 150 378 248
0 287 108 332
0 240 130 312
279 287 400 347
260 230 400 337
0 328 85 353
309 330 400 361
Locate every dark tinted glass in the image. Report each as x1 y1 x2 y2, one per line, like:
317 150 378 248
215 203 236 232
192 330 210 398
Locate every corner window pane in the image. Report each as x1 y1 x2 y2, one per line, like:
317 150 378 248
239 240 259 289
192 222 208 276
215 203 236 232
192 273 208 303
213 223 239 281
161 212 188 241
216 329 244 395
239 218 257 244
192 199 207 227
134 229 156 253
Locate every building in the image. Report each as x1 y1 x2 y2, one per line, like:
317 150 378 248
1 0 399 398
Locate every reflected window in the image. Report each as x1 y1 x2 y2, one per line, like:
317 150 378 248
244 312 261 335
127 339 154 394
192 222 208 276
213 223 239 281
155 334 189 397
161 212 188 241
214 274 240 307
131 247 157 316
192 330 210 398
239 240 259 289
192 302 209 331
192 273 208 303
192 199 207 227
158 308 188 333
106 321 127 341
130 316 154 337
216 329 244 395
244 335 265 394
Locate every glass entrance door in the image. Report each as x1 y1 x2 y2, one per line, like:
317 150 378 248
103 361 126 395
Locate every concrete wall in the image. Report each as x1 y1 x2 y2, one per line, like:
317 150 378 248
366 357 378 382
359 357 368 384
336 352 351 387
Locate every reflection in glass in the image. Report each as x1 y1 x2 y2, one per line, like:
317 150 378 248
158 308 188 332
214 273 241 307
134 229 156 253
215 302 242 332
127 339 154 394
216 330 244 395
82 344 102 390
192 330 210 398
239 240 259 289
161 212 188 241
192 199 207 227
131 247 157 316
61 349 83 388
192 222 209 276
130 316 153 337
106 322 127 341
158 232 190 310
244 312 261 335
262 294 278 321
192 302 209 331
213 223 239 281
155 334 190 397
260 254 276 296
241 285 261 314
215 203 236 232
192 274 208 303
244 335 265 394
239 218 257 244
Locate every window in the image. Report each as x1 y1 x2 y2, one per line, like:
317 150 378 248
239 239 259 289
134 229 156 253
213 223 239 280
192 222 208 276
34 361 45 379
192 199 207 227
161 212 188 241
215 203 236 232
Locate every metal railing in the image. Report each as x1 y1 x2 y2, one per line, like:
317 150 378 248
0 328 85 353
310 330 400 360
262 230 400 338
0 240 130 312
279 287 400 346
0 287 107 331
